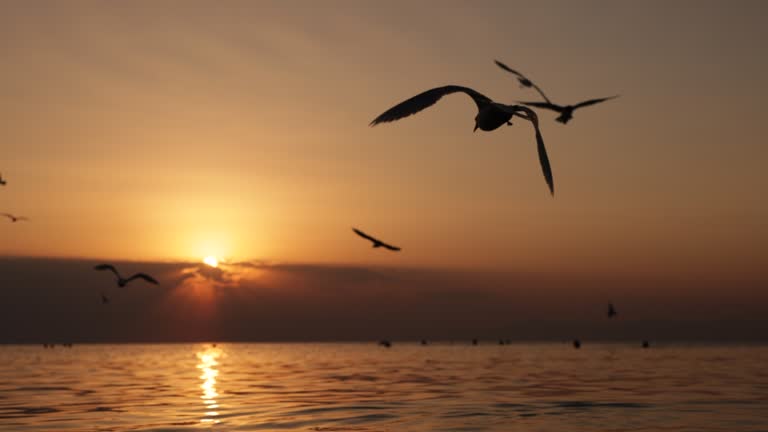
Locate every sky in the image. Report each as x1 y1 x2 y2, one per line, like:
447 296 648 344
1 1 766 342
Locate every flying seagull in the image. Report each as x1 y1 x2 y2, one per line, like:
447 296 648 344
517 96 619 125
352 228 401 251
494 60 552 102
94 264 159 287
1 213 29 223
370 85 554 195
607 303 617 318
495 60 618 124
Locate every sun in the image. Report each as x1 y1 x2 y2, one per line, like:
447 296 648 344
203 256 219 268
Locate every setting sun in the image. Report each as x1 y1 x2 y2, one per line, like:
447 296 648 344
203 256 219 268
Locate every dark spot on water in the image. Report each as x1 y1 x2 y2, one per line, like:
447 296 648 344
87 406 122 413
551 401 651 409
13 386 72 392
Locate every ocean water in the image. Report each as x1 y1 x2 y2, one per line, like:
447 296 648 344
0 343 766 431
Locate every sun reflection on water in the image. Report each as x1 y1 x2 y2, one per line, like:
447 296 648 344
196 346 222 424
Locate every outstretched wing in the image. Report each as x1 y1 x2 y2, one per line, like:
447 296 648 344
94 264 120 277
1 213 14 220
494 60 552 103
370 85 492 126
381 242 402 252
126 273 159 285
502 106 555 196
518 101 563 112
352 228 379 243
573 95 619 109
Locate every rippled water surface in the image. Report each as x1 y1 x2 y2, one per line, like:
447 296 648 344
1 343 766 431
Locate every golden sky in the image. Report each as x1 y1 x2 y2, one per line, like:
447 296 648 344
1 0 767 281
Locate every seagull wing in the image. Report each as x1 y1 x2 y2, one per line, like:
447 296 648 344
1 213 14 220
502 106 555 196
494 60 552 103
381 242 402 252
353 228 379 243
126 273 159 284
370 85 492 126
518 101 563 112
573 95 619 109
94 264 120 277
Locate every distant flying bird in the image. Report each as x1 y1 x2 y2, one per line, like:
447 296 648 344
517 96 619 125
607 303 617 318
1 213 28 223
352 228 401 251
494 60 552 102
94 264 159 287
370 85 554 195
494 60 618 124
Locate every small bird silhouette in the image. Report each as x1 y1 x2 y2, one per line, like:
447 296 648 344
517 97 619 125
494 60 552 102
495 60 618 124
1 213 29 223
352 228 401 251
94 264 159 287
0 173 6 186
370 85 554 195
607 303 617 318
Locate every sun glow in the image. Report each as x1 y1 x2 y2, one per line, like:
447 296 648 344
203 256 219 268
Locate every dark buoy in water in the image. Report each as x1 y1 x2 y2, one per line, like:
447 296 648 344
379 340 391 348
573 339 581 349
642 340 650 348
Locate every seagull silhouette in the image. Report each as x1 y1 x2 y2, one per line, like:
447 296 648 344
495 60 618 124
607 303 617 318
494 60 552 102
94 264 159 287
352 228 401 251
1 213 29 223
370 85 554 195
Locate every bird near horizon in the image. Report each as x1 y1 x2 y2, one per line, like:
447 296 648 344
495 59 618 125
1 213 28 223
608 303 617 318
370 85 554 195
94 264 159 287
352 228 401 251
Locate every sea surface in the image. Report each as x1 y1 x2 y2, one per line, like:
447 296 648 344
0 343 766 431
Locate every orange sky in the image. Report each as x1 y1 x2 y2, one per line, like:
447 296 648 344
1 1 767 281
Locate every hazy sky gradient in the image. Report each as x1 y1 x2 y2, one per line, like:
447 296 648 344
1 1 766 341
